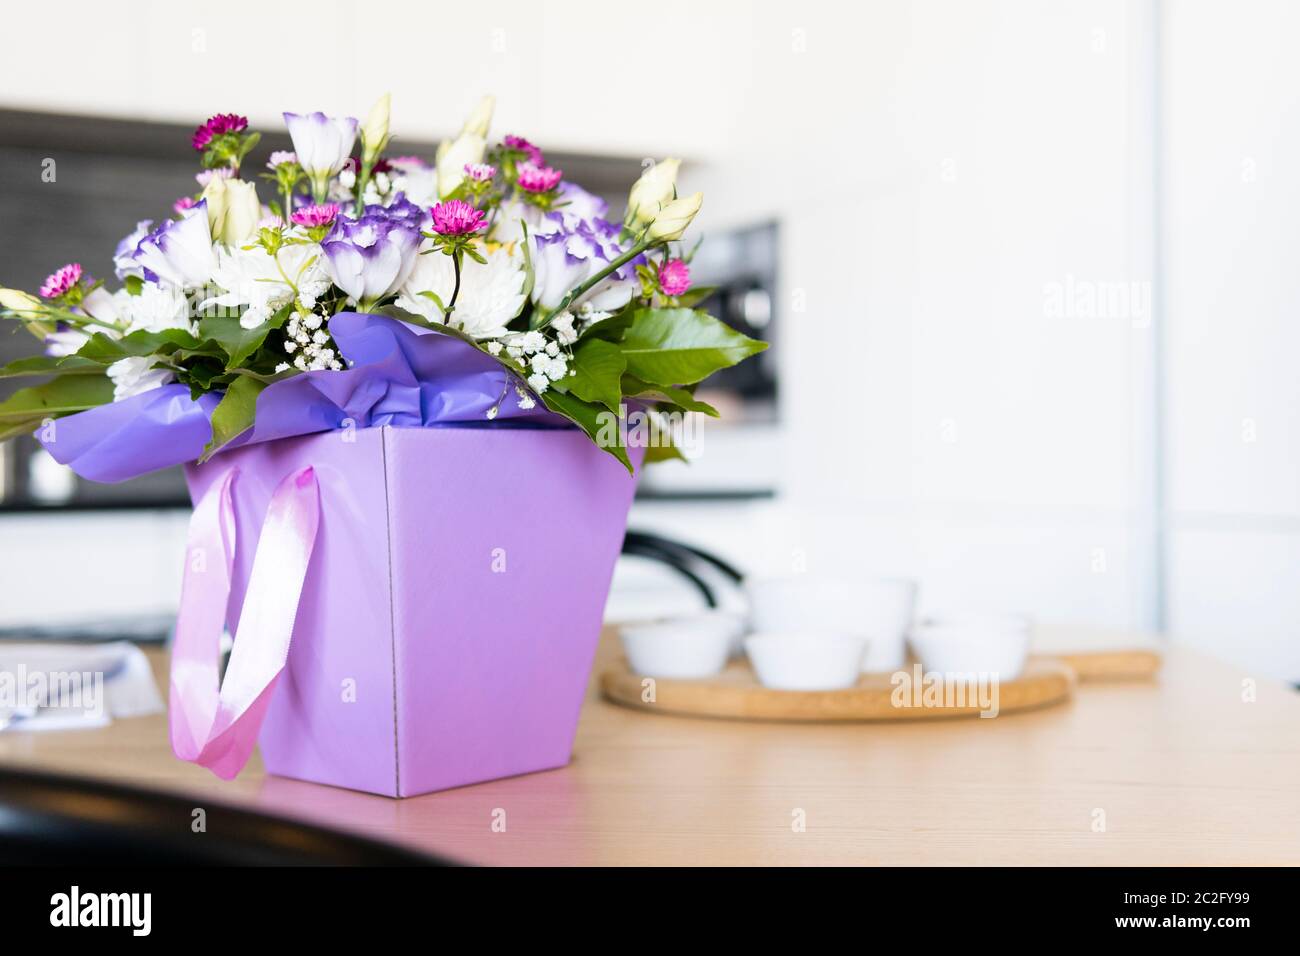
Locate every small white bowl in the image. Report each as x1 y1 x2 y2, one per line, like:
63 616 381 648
620 615 739 679
909 614 1032 679
744 632 868 691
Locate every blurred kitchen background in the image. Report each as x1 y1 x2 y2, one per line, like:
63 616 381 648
0 0 1296 682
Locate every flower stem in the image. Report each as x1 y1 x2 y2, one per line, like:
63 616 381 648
353 157 374 218
445 249 463 324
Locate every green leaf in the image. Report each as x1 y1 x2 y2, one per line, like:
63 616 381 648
124 275 144 296
620 375 719 416
0 373 113 422
539 387 632 473
578 309 634 342
562 338 626 412
0 355 107 378
201 375 264 461
75 327 203 363
619 308 767 386
673 284 717 308
198 305 291 369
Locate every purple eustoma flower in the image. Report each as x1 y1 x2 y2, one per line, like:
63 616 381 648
131 201 216 289
530 216 641 312
113 220 154 281
319 203 422 306
430 200 487 236
283 111 359 181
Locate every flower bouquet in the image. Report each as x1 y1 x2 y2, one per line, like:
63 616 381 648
0 96 765 796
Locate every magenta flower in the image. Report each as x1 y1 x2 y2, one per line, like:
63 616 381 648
516 162 563 194
503 134 544 165
658 259 692 296
192 113 249 151
173 196 197 214
291 203 341 229
464 162 497 183
39 263 83 299
430 200 487 236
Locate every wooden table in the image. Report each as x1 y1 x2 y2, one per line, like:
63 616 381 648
1 631 1298 865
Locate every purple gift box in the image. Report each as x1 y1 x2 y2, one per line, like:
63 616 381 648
184 424 642 797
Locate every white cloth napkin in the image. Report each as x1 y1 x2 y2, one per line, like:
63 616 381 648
0 641 163 732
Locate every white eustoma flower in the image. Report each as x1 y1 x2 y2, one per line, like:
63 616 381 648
131 203 217 289
107 356 172 401
396 242 526 339
284 111 359 192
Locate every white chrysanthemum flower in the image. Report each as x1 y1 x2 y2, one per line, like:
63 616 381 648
202 241 320 329
395 241 526 339
122 283 194 336
107 356 172 401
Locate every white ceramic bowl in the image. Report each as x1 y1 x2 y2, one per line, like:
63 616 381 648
744 632 868 691
856 578 918 672
744 575 917 672
909 614 1032 680
620 614 740 679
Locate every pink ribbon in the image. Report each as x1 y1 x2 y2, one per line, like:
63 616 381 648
169 466 321 780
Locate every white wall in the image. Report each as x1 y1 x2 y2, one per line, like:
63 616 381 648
1162 0 1300 680
1 1 1293 679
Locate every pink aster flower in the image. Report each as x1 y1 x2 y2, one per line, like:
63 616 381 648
430 199 487 236
516 162 563 194
195 167 234 187
266 150 298 170
464 163 497 182
290 203 341 229
503 134 544 165
173 195 197 214
387 155 429 172
658 259 692 296
39 263 83 299
192 113 249 151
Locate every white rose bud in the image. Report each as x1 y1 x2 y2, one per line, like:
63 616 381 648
202 176 261 246
361 93 392 165
625 158 681 230
646 191 703 243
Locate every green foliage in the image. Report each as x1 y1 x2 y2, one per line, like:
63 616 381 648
202 374 265 460
617 308 767 386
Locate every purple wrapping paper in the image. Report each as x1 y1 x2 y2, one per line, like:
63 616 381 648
39 312 564 483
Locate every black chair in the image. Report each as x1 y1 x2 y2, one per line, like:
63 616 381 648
0 768 447 865
620 529 745 609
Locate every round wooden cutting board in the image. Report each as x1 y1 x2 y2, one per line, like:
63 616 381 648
600 657 1077 722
